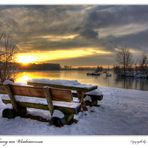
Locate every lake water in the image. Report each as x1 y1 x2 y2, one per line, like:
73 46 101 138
15 70 148 91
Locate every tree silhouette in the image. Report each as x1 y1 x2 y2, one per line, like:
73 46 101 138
0 33 17 82
116 47 132 74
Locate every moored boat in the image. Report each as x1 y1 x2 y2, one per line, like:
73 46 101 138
86 72 101 76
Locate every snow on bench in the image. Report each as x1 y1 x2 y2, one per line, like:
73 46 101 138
2 96 80 109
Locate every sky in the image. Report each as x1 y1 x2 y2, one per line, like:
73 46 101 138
0 5 148 66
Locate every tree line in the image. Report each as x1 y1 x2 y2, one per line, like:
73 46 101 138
114 47 148 78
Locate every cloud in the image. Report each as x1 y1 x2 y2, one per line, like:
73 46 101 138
48 54 115 66
109 29 148 52
80 29 98 39
83 5 148 29
0 5 148 65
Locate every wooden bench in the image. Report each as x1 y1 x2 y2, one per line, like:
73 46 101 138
0 84 81 125
27 81 99 110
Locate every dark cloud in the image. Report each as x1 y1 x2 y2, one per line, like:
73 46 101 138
80 29 98 39
23 36 101 51
0 5 86 41
107 29 148 52
83 5 148 29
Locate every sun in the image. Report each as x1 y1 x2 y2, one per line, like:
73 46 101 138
16 55 35 65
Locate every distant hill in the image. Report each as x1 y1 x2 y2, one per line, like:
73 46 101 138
16 63 61 70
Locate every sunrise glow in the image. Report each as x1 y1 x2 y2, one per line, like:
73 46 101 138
15 48 111 64
16 55 36 65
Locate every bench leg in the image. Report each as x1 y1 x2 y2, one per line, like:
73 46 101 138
63 113 75 125
2 108 16 119
2 106 27 119
16 106 27 117
91 97 98 106
77 91 88 111
90 95 103 106
49 114 74 127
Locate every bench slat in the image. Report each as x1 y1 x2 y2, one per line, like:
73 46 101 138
11 85 45 98
0 84 73 102
0 84 45 98
2 99 80 114
50 88 72 102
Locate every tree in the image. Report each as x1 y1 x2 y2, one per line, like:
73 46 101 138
140 53 147 67
95 66 103 73
139 53 148 74
115 47 132 74
0 33 17 82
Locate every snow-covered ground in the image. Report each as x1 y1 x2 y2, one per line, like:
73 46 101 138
0 81 148 135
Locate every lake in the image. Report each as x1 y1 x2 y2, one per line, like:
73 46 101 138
15 70 148 91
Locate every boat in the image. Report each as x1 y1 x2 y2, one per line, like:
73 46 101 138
86 72 101 76
135 73 147 78
106 73 112 77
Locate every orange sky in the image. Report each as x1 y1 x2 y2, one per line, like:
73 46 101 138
15 47 112 65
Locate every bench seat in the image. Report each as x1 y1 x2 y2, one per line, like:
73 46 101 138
2 96 80 114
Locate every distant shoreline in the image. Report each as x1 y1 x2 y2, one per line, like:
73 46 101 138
14 69 97 72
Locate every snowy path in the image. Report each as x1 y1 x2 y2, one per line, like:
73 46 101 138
0 86 148 135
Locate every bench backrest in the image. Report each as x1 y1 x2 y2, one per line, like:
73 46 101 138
0 84 73 102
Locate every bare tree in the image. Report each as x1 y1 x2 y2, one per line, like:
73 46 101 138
0 33 17 82
139 53 148 74
115 47 132 74
140 53 147 67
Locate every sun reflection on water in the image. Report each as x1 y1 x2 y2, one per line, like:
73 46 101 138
15 71 61 84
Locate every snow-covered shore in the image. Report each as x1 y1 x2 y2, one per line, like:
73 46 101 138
0 86 148 135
